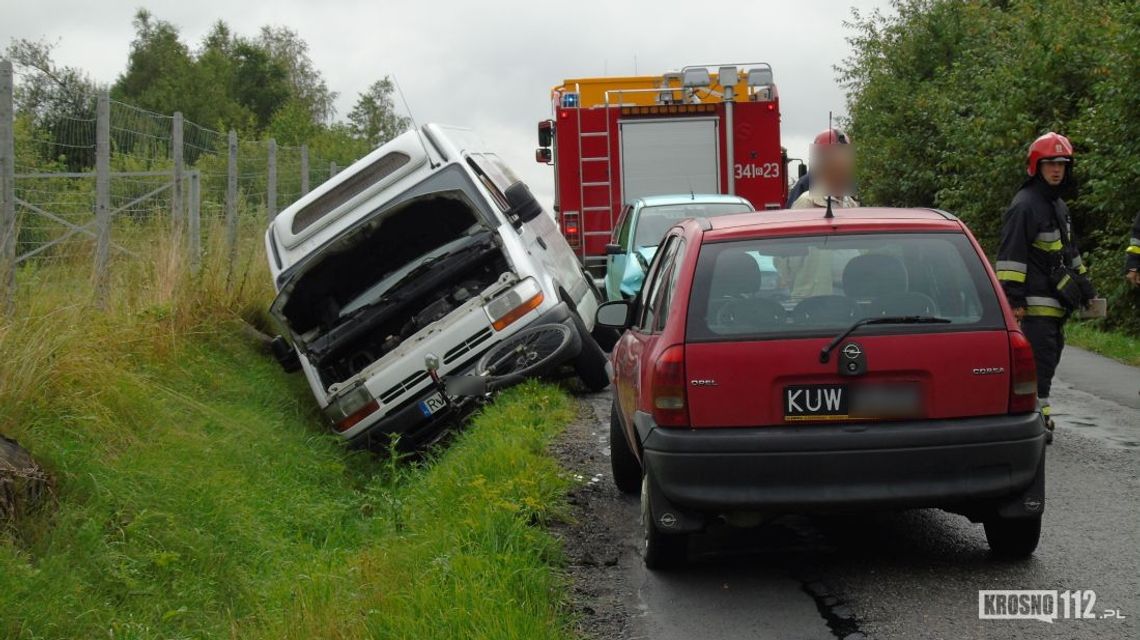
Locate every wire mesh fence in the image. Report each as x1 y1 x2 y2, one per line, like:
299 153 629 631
0 59 335 312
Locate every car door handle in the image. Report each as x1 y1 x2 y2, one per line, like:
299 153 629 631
536 236 547 250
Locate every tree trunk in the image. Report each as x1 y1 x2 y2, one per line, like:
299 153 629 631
0 435 49 528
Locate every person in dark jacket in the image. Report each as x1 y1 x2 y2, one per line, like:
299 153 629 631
997 131 1095 441
787 172 810 209
1126 210 1140 287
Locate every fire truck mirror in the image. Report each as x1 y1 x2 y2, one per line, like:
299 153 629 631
537 121 554 148
505 181 543 224
798 163 808 179
535 147 552 164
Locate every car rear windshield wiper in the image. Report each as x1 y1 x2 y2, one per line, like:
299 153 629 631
819 315 951 363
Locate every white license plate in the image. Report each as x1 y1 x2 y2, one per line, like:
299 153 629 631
418 392 447 417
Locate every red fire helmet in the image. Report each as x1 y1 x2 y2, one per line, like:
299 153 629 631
813 128 851 145
1026 132 1073 176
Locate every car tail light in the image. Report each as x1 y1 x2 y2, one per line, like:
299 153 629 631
1008 331 1038 414
651 345 688 427
485 278 545 331
562 212 581 248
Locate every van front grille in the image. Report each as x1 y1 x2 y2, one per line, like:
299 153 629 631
444 327 494 365
380 370 430 405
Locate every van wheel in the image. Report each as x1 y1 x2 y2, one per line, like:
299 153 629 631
610 402 641 495
570 313 610 392
984 515 1041 558
641 473 687 570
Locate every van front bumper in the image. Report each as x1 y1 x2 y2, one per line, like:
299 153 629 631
344 302 582 451
638 411 1046 520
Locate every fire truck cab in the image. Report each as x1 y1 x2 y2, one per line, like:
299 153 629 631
537 63 787 277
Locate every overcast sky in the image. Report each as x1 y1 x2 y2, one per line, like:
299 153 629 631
2 0 894 206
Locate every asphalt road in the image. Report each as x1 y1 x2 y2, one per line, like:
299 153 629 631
564 346 1139 640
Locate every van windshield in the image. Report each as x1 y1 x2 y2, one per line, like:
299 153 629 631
686 232 1004 341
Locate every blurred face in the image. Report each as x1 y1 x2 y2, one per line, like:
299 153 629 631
1039 159 1068 186
813 145 855 197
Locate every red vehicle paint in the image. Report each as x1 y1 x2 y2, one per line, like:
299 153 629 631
595 207 1048 568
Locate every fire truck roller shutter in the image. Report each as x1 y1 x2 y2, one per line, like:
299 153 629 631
619 119 720 204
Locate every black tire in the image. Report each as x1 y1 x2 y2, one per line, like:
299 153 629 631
984 515 1042 558
610 402 641 495
477 323 575 387
570 312 610 392
641 472 687 570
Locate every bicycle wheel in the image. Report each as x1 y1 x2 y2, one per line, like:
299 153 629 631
477 323 575 385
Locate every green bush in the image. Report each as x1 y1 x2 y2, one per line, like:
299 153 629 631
841 0 1140 334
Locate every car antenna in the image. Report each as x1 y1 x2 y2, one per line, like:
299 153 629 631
824 110 835 219
393 74 439 169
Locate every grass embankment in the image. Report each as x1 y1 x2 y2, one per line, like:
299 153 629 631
1065 321 1140 367
0 223 578 639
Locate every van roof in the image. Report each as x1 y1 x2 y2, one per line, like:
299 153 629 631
702 207 964 241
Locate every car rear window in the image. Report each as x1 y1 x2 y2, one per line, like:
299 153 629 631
634 202 752 247
686 232 1004 341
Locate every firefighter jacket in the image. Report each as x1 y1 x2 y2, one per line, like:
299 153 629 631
997 178 1090 318
1127 210 1140 272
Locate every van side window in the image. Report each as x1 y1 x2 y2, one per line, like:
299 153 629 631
467 153 520 212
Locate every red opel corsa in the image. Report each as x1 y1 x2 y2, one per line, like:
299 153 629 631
594 207 1047 569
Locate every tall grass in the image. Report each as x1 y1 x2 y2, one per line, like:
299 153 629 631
0 220 579 639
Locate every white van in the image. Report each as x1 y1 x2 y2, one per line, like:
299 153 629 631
265 124 607 448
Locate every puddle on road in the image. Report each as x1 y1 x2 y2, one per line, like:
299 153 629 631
1050 379 1140 450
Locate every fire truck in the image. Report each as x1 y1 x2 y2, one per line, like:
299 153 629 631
536 63 788 277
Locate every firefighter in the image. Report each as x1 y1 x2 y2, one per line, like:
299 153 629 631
1126 210 1140 286
792 128 857 209
996 132 1096 442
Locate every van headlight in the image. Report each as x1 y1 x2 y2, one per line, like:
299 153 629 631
485 278 545 331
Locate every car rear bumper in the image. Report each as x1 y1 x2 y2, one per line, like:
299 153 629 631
639 411 1046 514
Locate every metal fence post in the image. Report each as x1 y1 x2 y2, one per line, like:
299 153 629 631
329 161 337 179
0 60 15 316
92 90 112 309
300 144 310 196
171 111 184 227
267 138 277 223
188 170 200 274
226 129 238 287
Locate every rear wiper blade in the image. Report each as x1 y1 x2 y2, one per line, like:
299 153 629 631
819 315 951 363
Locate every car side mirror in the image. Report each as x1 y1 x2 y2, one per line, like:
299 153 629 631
537 120 554 148
271 335 301 373
505 181 543 224
595 300 634 329
604 243 623 255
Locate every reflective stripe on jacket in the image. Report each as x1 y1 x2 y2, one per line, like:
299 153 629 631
996 178 1087 317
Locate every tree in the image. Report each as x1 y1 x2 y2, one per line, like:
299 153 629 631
112 10 196 116
347 78 411 148
839 0 1140 334
255 26 338 124
5 38 97 169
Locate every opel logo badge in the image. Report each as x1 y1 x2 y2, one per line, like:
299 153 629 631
842 343 863 360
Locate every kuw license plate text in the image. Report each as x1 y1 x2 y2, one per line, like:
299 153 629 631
784 384 920 421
